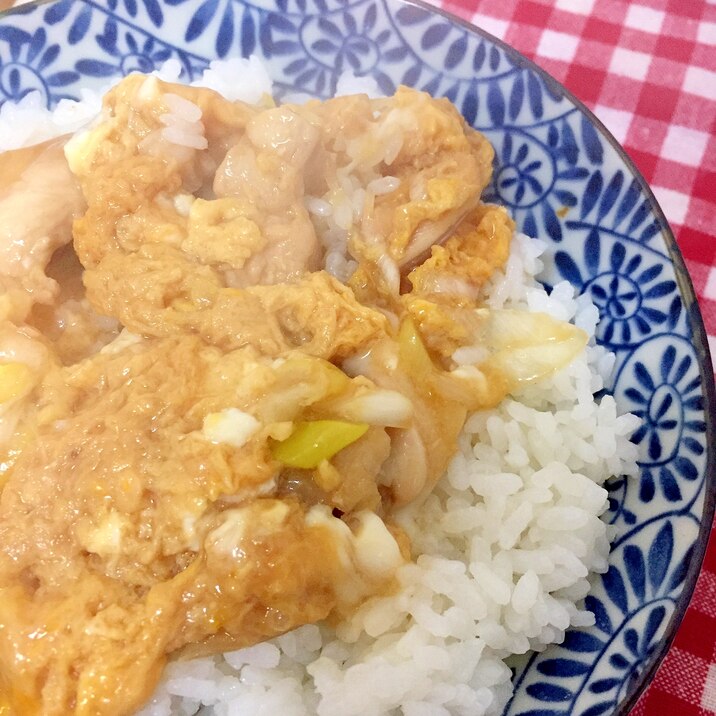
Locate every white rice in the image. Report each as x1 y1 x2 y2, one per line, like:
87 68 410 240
0 59 641 716
135 236 638 716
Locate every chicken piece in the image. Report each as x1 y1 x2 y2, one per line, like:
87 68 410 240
83 245 388 360
69 76 375 359
397 204 514 360
66 74 255 202
344 303 588 507
333 212 513 507
69 75 319 285
67 74 259 280
407 203 513 300
0 335 404 715
305 87 494 269
27 244 120 365
0 138 117 367
0 499 389 716
329 426 392 513
0 140 57 193
0 140 85 323
0 321 54 458
343 332 467 507
214 105 322 285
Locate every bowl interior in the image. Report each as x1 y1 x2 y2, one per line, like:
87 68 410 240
0 0 714 713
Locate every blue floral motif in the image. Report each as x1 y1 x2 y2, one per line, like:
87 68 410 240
0 25 76 107
271 7 387 96
554 240 680 350
0 1 712 715
76 25 172 77
303 11 381 75
479 79 605 245
489 121 589 243
494 132 550 207
167 0 260 58
511 518 698 715
107 0 164 27
390 3 515 80
571 168 663 246
617 339 706 506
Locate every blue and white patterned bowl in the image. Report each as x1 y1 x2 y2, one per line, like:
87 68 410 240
1 0 714 713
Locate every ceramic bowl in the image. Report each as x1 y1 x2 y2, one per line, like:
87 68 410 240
1 0 714 713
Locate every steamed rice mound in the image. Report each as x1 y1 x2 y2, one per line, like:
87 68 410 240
137 234 639 716
0 58 639 716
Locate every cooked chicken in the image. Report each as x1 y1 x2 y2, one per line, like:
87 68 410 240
407 203 514 300
304 88 494 266
0 74 586 716
213 105 323 285
0 337 408 713
0 140 85 324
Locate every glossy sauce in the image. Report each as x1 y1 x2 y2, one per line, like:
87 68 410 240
0 76 584 716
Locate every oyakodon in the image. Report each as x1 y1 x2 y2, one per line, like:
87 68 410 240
0 72 588 714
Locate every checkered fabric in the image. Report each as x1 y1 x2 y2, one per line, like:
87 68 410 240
0 0 713 711
429 1 716 713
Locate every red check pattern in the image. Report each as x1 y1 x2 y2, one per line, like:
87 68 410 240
2 0 713 711
426 1 716 713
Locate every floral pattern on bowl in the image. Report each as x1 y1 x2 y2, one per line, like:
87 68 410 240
0 0 714 713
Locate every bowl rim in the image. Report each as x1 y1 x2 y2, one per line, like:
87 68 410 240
0 0 714 711
399 0 716 711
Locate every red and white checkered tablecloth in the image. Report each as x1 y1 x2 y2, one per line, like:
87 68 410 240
426 0 716 713
2 0 713 710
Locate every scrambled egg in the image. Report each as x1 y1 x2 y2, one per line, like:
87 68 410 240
0 75 585 715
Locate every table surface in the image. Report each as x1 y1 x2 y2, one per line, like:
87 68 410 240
0 0 714 712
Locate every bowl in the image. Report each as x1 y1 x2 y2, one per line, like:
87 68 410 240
1 0 714 713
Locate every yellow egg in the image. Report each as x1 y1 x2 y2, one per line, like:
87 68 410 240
0 362 33 403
